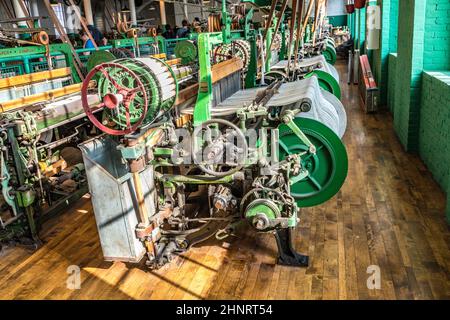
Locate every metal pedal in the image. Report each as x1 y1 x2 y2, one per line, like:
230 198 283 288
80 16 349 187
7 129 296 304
274 228 308 267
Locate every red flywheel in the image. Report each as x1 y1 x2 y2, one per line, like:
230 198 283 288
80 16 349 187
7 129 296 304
81 62 148 136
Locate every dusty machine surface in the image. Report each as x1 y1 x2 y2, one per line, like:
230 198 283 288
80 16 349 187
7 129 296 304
0 65 98 248
0 0 346 267
77 0 348 269
0 6 167 250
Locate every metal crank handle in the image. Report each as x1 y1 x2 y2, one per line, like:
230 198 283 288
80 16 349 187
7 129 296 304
281 111 316 153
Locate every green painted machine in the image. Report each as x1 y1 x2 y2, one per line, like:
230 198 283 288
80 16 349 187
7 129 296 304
109 36 166 58
0 44 83 83
0 50 104 249
78 0 348 269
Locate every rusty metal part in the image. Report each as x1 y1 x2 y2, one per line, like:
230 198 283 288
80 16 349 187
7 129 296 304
148 27 157 37
287 0 299 73
263 0 279 41
32 31 49 45
293 0 305 67
132 171 150 226
266 0 289 66
127 28 138 38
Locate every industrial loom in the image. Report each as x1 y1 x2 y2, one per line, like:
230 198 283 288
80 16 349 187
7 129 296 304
76 0 348 269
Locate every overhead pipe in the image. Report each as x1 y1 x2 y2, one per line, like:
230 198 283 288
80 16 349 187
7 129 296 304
265 0 289 66
286 0 299 74
293 0 305 68
83 0 94 25
263 0 279 42
129 0 137 26
183 0 189 20
159 0 167 25
301 0 314 39
30 0 40 26
11 0 27 30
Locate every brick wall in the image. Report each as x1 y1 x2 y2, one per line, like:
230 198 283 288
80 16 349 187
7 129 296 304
373 0 399 108
393 0 450 152
387 53 397 113
419 72 450 221
424 0 450 70
394 0 428 152
354 9 360 48
358 8 367 52
353 7 367 52
328 15 347 27
389 0 399 53
348 13 355 36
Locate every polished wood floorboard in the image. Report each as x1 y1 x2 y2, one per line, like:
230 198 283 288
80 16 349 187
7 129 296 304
0 60 449 300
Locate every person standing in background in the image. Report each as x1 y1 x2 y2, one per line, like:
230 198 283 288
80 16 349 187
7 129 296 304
192 17 201 33
162 24 175 39
81 17 107 46
176 20 190 38
80 31 95 55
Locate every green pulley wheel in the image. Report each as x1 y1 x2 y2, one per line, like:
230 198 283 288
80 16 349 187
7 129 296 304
323 45 337 65
86 50 116 72
174 40 197 64
325 37 336 48
96 58 162 128
304 69 341 100
278 118 348 208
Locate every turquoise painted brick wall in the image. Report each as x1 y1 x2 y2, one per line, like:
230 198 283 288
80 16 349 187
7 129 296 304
419 72 450 189
387 53 397 113
354 9 360 48
418 72 450 221
394 0 427 152
424 0 450 70
328 15 348 27
393 0 450 152
373 0 399 108
389 0 399 53
354 8 367 52
348 14 352 36
358 8 367 52
349 13 356 37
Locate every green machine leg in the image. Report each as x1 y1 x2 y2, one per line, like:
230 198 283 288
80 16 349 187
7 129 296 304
265 27 273 72
245 34 258 89
193 33 223 126
280 18 287 61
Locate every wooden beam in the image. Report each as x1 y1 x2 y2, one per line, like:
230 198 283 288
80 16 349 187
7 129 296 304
0 0 15 20
175 58 244 106
293 0 304 67
211 57 244 83
67 0 99 50
151 53 167 60
287 0 299 73
301 0 315 39
175 83 198 106
263 0 279 41
43 0 85 81
0 82 94 112
17 0 34 28
265 0 289 66
0 68 71 89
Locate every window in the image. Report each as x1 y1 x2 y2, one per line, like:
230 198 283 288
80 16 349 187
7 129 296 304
52 3 66 36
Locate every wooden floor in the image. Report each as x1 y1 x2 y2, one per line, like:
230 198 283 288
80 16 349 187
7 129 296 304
0 60 449 300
